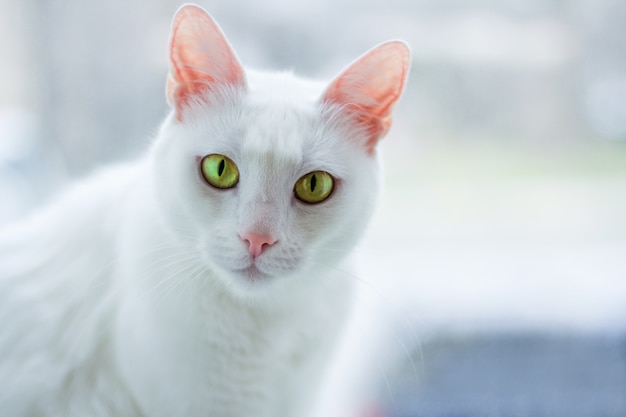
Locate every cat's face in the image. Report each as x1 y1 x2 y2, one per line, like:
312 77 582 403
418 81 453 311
150 5 409 298
153 79 377 297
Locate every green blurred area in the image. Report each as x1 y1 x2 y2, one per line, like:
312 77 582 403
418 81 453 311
411 141 626 180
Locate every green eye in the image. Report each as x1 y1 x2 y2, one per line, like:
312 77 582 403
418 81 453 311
200 154 239 189
294 171 334 204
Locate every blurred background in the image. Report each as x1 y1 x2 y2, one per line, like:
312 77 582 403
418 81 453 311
1 0 625 415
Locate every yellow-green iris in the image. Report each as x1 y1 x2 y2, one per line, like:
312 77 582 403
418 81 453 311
201 154 239 189
294 171 334 204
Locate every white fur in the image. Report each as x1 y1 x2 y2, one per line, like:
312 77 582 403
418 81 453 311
0 69 382 416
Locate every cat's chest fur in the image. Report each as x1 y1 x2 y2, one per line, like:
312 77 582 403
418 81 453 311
119 291 350 416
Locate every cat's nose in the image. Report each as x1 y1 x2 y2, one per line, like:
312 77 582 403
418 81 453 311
240 233 277 258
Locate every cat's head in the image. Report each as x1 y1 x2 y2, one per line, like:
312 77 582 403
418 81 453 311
151 4 409 299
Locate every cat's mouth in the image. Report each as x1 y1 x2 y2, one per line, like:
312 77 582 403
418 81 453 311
234 265 273 282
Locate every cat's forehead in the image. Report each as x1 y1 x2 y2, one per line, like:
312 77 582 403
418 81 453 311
238 72 327 164
246 70 324 105
241 103 309 160
237 102 351 181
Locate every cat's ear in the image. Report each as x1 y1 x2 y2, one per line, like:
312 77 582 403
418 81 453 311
321 41 410 154
166 5 246 120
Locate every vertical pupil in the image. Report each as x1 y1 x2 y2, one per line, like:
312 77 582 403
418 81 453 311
310 174 317 192
217 159 225 177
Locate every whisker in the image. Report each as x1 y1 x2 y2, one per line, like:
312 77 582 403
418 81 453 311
175 263 210 301
147 261 200 298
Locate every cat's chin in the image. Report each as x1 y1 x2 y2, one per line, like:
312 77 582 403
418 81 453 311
234 265 273 282
215 263 287 299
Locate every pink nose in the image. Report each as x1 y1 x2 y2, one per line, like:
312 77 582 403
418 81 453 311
241 233 277 258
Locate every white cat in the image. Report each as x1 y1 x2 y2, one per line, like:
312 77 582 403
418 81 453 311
0 4 409 416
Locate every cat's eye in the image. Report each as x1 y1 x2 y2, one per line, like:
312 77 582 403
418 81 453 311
293 171 334 204
200 154 239 189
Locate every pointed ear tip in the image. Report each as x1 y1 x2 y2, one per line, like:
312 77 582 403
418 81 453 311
170 4 220 50
173 3 211 23
176 3 207 14
386 39 410 49
381 40 411 59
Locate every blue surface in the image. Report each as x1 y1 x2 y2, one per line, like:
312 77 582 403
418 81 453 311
386 334 626 417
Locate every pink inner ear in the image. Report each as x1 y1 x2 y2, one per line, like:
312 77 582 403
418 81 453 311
167 5 246 118
322 41 410 153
